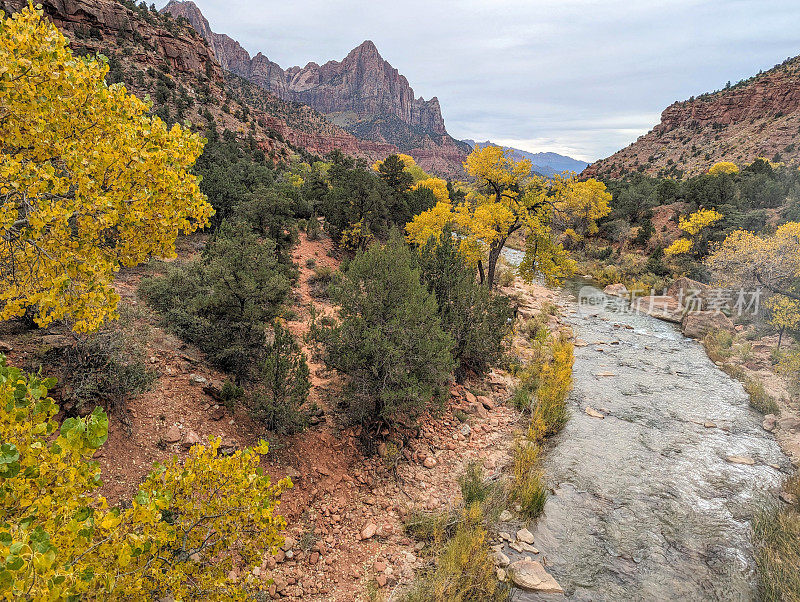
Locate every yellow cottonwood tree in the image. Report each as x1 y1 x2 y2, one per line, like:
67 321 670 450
551 174 612 243
664 208 722 257
708 161 739 176
407 145 607 287
707 222 800 302
0 356 291 600
413 177 450 203
0 6 213 332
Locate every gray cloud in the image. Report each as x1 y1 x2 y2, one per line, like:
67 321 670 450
161 0 800 161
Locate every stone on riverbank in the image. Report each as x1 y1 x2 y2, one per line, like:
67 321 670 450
726 455 756 466
603 283 629 297
585 407 605 419
682 311 734 339
516 528 535 544
509 560 564 594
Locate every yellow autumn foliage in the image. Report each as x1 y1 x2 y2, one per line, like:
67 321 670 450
406 145 590 286
0 6 213 332
0 356 290 600
664 208 722 256
413 177 450 203
708 161 739 175
552 175 612 237
679 208 723 236
664 237 693 257
707 222 800 301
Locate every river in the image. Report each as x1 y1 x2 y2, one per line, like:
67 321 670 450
501 275 791 601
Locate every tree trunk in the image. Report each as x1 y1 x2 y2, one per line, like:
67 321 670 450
778 326 785 350
486 241 505 289
477 260 485 286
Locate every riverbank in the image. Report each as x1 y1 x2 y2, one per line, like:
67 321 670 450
396 276 576 600
516 279 790 600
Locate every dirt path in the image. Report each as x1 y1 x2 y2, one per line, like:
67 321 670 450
0 231 565 600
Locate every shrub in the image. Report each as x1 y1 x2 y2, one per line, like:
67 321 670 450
0 357 291 600
402 505 506 602
744 378 780 415
510 440 548 519
403 510 456 548
55 327 155 419
308 265 334 299
140 220 293 382
777 349 800 391
314 234 454 426
529 337 574 440
220 378 244 410
703 329 735 363
249 321 310 433
416 230 513 381
458 461 492 507
514 335 574 439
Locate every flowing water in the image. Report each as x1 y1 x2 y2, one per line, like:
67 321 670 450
499 270 791 601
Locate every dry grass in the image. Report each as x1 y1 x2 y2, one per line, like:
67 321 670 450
401 505 508 602
753 477 800 602
509 440 548 519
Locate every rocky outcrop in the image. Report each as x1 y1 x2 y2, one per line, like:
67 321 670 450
583 56 800 178
6 0 222 83
162 1 468 175
682 311 735 339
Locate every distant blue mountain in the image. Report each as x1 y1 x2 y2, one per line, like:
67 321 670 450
462 140 589 177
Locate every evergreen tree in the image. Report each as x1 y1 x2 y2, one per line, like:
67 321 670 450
378 154 414 192
140 220 293 382
316 234 454 425
251 321 310 433
416 229 514 381
235 185 298 264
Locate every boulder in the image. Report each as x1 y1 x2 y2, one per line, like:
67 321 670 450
763 414 778 433
361 522 377 540
667 277 710 309
492 550 510 567
478 395 495 410
726 455 756 466
181 430 201 449
467 401 489 418
681 311 734 339
509 560 564 594
603 283 629 297
633 295 685 323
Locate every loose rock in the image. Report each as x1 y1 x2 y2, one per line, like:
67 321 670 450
516 528 535 545
585 407 605 419
726 455 756 466
509 560 564 594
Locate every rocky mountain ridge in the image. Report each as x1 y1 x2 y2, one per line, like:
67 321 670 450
1 0 395 164
462 140 589 176
583 56 800 179
163 0 469 176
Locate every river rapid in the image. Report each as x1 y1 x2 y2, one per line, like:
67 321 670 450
503 276 791 601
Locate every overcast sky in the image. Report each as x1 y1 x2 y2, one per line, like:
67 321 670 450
161 0 800 161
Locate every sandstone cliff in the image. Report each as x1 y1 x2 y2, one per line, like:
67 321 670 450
163 0 468 176
584 57 800 179
2 0 395 164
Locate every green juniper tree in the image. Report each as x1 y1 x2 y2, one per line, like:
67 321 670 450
315 234 454 425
